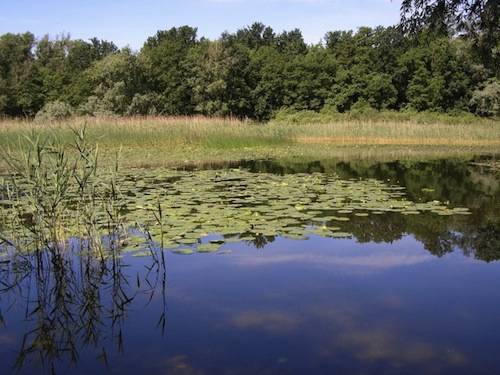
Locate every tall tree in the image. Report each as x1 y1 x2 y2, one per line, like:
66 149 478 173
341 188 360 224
139 26 199 114
401 0 499 75
0 32 43 116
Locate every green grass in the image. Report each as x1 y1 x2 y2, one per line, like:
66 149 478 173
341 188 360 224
1 114 499 169
272 107 500 126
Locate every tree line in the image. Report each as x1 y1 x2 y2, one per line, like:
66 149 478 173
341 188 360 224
1 1 498 120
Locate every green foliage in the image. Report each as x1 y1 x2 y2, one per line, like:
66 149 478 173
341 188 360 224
401 0 499 75
190 39 254 117
126 93 160 116
350 99 377 115
82 49 142 115
0 20 498 120
365 73 398 110
0 32 41 116
139 26 199 115
397 36 474 112
35 100 73 122
271 107 491 125
469 79 500 117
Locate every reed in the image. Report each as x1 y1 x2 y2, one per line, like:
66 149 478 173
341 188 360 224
0 127 168 372
0 114 499 169
0 126 128 260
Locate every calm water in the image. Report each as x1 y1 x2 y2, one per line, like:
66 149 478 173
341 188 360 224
1 157 499 375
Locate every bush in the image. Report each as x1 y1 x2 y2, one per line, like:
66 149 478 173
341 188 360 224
35 101 74 122
76 95 115 117
0 94 7 113
270 106 492 126
77 96 100 116
126 93 160 116
272 108 325 124
349 99 377 115
470 79 500 117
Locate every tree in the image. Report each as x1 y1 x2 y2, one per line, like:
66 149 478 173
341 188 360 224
190 40 234 116
0 19 497 119
65 38 118 106
139 26 199 114
397 34 473 111
276 29 307 55
284 47 337 111
251 46 288 119
233 22 276 50
35 34 72 104
365 73 398 110
80 49 142 115
401 0 499 75
0 32 43 116
469 78 500 116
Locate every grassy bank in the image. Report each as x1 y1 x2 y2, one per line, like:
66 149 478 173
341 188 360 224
1 115 499 169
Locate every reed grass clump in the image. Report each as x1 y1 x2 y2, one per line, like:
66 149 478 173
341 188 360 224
0 126 126 261
0 114 499 169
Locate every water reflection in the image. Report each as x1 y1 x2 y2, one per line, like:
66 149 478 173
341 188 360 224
0 157 499 374
233 237 434 270
226 157 500 262
0 242 167 374
157 235 500 375
2 233 500 374
238 210 500 262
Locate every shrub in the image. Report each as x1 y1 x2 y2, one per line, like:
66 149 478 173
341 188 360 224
35 101 74 122
126 93 160 116
77 96 100 116
76 95 115 117
349 99 377 115
272 108 323 124
470 79 500 117
270 106 490 125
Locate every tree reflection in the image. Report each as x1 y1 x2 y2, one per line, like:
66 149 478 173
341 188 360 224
244 157 500 262
458 224 500 263
1 156 499 373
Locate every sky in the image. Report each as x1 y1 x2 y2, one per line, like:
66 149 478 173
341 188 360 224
0 0 402 49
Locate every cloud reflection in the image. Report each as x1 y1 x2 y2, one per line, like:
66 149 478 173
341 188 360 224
312 305 468 370
163 355 204 375
232 251 433 269
231 310 300 334
226 302 467 372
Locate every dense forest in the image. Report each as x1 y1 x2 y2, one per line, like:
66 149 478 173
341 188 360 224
0 0 498 120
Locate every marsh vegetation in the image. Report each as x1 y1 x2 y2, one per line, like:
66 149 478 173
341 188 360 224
1 116 499 170
1 0 499 373
1 135 499 373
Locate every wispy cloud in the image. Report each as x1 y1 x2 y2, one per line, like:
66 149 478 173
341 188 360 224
233 252 433 269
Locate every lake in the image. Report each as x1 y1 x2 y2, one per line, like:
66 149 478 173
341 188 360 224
1 156 499 374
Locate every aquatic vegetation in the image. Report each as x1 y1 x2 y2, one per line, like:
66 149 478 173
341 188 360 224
470 160 500 173
173 249 195 255
197 243 221 253
2 163 474 256
0 131 474 259
0 128 169 371
5 166 471 256
129 168 474 251
0 128 127 261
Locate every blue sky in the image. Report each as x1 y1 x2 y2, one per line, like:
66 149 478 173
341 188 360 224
1 0 402 49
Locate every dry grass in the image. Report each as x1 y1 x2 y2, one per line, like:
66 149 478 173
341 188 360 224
288 119 500 143
296 136 500 146
1 115 499 169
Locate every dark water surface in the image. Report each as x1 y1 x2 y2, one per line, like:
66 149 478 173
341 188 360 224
1 157 499 375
